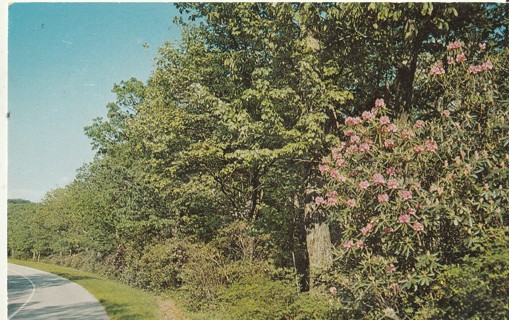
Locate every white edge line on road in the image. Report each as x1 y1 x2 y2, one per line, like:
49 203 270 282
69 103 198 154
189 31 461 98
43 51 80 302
8 267 36 319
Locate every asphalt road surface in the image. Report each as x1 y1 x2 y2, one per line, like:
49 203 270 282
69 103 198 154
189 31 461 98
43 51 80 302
7 264 108 319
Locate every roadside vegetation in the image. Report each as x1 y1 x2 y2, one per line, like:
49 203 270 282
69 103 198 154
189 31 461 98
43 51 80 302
8 258 163 320
8 3 508 319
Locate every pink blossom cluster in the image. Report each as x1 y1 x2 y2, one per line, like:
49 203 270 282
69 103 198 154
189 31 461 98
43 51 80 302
374 98 385 108
400 190 413 200
379 116 391 126
413 120 425 129
385 123 398 133
386 264 396 273
345 116 362 126
373 173 385 185
455 53 467 63
398 214 410 224
384 139 394 148
447 41 462 51
361 223 375 236
387 179 399 189
413 139 438 154
469 60 493 74
315 190 339 207
378 193 389 203
330 169 347 182
359 180 370 189
429 62 445 76
412 222 424 232
386 167 396 176
362 110 375 121
401 128 414 139
343 239 365 250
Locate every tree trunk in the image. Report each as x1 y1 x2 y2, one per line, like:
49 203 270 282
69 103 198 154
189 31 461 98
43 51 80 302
304 173 332 290
305 222 333 288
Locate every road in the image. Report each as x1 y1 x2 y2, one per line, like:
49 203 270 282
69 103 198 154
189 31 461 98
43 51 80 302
7 263 109 319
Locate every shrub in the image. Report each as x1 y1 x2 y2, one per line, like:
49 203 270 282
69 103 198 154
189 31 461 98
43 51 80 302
215 275 297 320
314 43 508 317
118 239 191 291
434 228 509 319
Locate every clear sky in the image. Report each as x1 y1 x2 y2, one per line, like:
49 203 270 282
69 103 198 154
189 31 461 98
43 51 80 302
8 2 182 202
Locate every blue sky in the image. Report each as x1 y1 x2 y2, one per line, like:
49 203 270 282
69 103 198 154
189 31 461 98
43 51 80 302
8 3 182 202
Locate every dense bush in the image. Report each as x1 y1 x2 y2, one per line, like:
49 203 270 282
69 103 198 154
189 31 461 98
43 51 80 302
434 228 509 319
314 45 508 318
116 240 190 291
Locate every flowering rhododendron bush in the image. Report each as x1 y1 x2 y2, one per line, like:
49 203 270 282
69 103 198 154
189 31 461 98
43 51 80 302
315 44 508 318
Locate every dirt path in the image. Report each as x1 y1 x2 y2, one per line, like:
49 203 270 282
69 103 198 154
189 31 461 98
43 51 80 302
8 263 108 319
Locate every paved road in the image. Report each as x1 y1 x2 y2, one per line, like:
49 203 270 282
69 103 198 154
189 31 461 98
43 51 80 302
7 264 108 320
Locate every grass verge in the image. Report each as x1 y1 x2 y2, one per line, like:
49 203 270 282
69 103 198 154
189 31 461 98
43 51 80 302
8 258 162 320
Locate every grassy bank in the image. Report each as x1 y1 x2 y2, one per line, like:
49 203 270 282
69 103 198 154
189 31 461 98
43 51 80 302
8 258 164 320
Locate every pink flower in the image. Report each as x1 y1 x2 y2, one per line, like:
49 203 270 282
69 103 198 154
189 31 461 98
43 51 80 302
357 240 365 249
413 145 425 154
350 135 361 144
386 264 396 273
407 208 417 215
482 60 493 71
479 43 486 50
380 116 391 125
429 65 445 75
347 199 356 207
390 283 400 290
362 111 375 121
359 180 370 189
332 147 342 160
412 222 424 232
414 120 425 129
345 145 359 154
384 139 394 148
401 128 414 139
378 193 389 203
384 227 394 234
335 158 345 167
386 167 396 176
425 139 438 152
447 57 455 65
386 123 398 133
455 53 467 63
319 164 330 174
345 117 362 126
373 173 385 185
387 179 399 189
343 129 353 137
361 223 375 236
447 41 462 50
343 240 354 249
330 170 347 182
399 214 411 224
400 190 413 200
345 117 356 125
359 143 370 152
329 287 337 295
315 196 325 205
374 98 385 108
326 197 337 206
442 110 451 117
326 191 338 199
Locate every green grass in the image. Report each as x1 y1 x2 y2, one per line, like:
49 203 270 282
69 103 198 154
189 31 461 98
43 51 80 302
8 258 163 320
